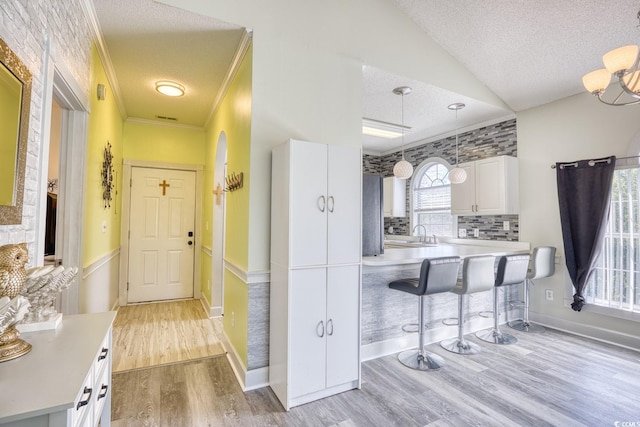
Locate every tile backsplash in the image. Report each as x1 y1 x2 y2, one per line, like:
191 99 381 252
364 119 519 241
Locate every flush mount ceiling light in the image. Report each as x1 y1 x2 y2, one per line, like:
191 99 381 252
392 86 414 180
362 118 412 139
582 8 640 106
155 81 185 97
447 102 467 185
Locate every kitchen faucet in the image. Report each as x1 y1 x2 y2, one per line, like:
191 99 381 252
412 224 427 242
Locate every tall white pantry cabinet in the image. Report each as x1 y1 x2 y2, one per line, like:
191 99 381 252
270 139 362 410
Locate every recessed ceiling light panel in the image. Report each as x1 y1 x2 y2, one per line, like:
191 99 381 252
155 81 185 97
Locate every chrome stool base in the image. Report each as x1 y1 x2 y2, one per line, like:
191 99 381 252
440 338 481 355
476 328 518 345
507 319 545 333
398 349 445 370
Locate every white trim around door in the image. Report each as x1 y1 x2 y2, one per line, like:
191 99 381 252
119 159 203 306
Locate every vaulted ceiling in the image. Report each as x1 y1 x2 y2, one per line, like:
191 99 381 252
91 0 640 152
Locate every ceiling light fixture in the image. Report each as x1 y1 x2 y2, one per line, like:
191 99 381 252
362 118 411 139
581 8 640 106
392 86 414 180
447 102 467 184
155 81 185 97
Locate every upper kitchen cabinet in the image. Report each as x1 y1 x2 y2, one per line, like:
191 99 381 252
383 177 406 217
451 156 519 215
271 139 362 268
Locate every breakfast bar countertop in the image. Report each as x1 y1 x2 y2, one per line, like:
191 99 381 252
362 240 530 267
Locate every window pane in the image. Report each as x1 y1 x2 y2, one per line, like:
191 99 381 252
413 161 454 237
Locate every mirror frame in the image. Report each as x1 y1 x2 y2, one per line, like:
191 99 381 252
0 38 32 225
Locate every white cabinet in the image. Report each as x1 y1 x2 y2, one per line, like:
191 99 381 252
270 139 361 410
383 177 406 217
0 312 116 427
451 155 519 215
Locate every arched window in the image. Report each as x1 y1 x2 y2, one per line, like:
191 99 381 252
411 159 454 237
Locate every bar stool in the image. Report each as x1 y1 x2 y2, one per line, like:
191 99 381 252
476 254 530 345
508 247 556 333
440 255 496 355
388 256 461 370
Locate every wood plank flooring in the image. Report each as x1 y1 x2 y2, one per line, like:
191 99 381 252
111 325 640 426
112 299 225 372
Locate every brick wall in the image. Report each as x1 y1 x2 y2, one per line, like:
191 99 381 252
0 0 92 256
364 119 519 241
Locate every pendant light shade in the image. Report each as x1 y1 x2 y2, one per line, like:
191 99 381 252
393 159 414 179
448 102 467 184
448 166 467 184
392 86 413 180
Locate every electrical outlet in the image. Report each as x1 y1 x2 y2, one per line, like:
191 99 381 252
545 289 554 301
458 229 467 238
503 221 510 231
473 228 479 238
231 312 235 327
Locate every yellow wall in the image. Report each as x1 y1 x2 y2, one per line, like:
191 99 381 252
0 67 22 205
123 121 206 164
202 45 252 362
83 45 124 267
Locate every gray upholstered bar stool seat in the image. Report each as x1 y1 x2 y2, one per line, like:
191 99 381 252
389 256 461 370
476 254 530 345
440 255 496 355
508 247 556 333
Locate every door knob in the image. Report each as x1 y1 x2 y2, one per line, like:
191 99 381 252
188 241 193 245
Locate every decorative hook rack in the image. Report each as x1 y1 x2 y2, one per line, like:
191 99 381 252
225 172 243 192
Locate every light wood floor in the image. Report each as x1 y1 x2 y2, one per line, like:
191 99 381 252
112 299 225 372
111 325 640 426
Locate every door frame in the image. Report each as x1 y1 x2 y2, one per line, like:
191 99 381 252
36 44 90 315
119 159 203 306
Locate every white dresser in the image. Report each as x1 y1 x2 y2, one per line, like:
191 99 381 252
0 311 116 426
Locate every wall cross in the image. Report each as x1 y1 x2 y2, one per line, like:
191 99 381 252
159 179 170 196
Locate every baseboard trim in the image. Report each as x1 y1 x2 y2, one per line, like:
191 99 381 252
531 312 640 351
361 309 519 361
198 296 222 318
219 328 270 391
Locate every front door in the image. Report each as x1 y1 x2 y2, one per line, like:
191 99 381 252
127 167 196 303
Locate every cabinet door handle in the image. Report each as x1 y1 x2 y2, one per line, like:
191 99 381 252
327 318 334 336
98 347 109 361
327 196 335 213
77 387 92 410
318 196 326 212
97 384 109 400
316 320 325 337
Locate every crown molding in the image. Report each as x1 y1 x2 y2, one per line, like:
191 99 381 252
125 117 204 131
80 0 128 120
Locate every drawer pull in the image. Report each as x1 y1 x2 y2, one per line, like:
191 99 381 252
97 384 109 400
76 387 92 410
98 347 109 361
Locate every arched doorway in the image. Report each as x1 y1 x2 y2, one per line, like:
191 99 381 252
211 132 227 316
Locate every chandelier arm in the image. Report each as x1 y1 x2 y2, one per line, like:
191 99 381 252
596 91 640 106
617 73 640 99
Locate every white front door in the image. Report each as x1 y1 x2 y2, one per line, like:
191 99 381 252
127 167 196 303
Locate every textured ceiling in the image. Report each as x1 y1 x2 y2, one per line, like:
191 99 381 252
92 0 245 127
392 0 640 112
91 0 640 150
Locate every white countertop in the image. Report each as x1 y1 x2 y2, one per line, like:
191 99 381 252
363 241 530 267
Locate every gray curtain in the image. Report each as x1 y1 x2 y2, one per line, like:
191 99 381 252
556 156 616 311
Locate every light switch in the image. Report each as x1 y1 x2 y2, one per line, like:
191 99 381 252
101 220 107 233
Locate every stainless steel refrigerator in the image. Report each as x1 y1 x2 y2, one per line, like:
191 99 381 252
362 174 384 256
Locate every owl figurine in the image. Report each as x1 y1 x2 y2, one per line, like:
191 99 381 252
0 243 29 299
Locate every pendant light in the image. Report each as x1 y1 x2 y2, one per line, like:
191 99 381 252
447 102 467 184
392 86 414 180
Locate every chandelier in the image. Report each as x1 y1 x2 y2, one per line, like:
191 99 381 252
581 8 640 106
392 86 414 180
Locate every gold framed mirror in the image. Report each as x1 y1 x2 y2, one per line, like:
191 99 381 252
0 38 32 225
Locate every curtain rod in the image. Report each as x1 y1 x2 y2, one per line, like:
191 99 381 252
550 155 637 169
